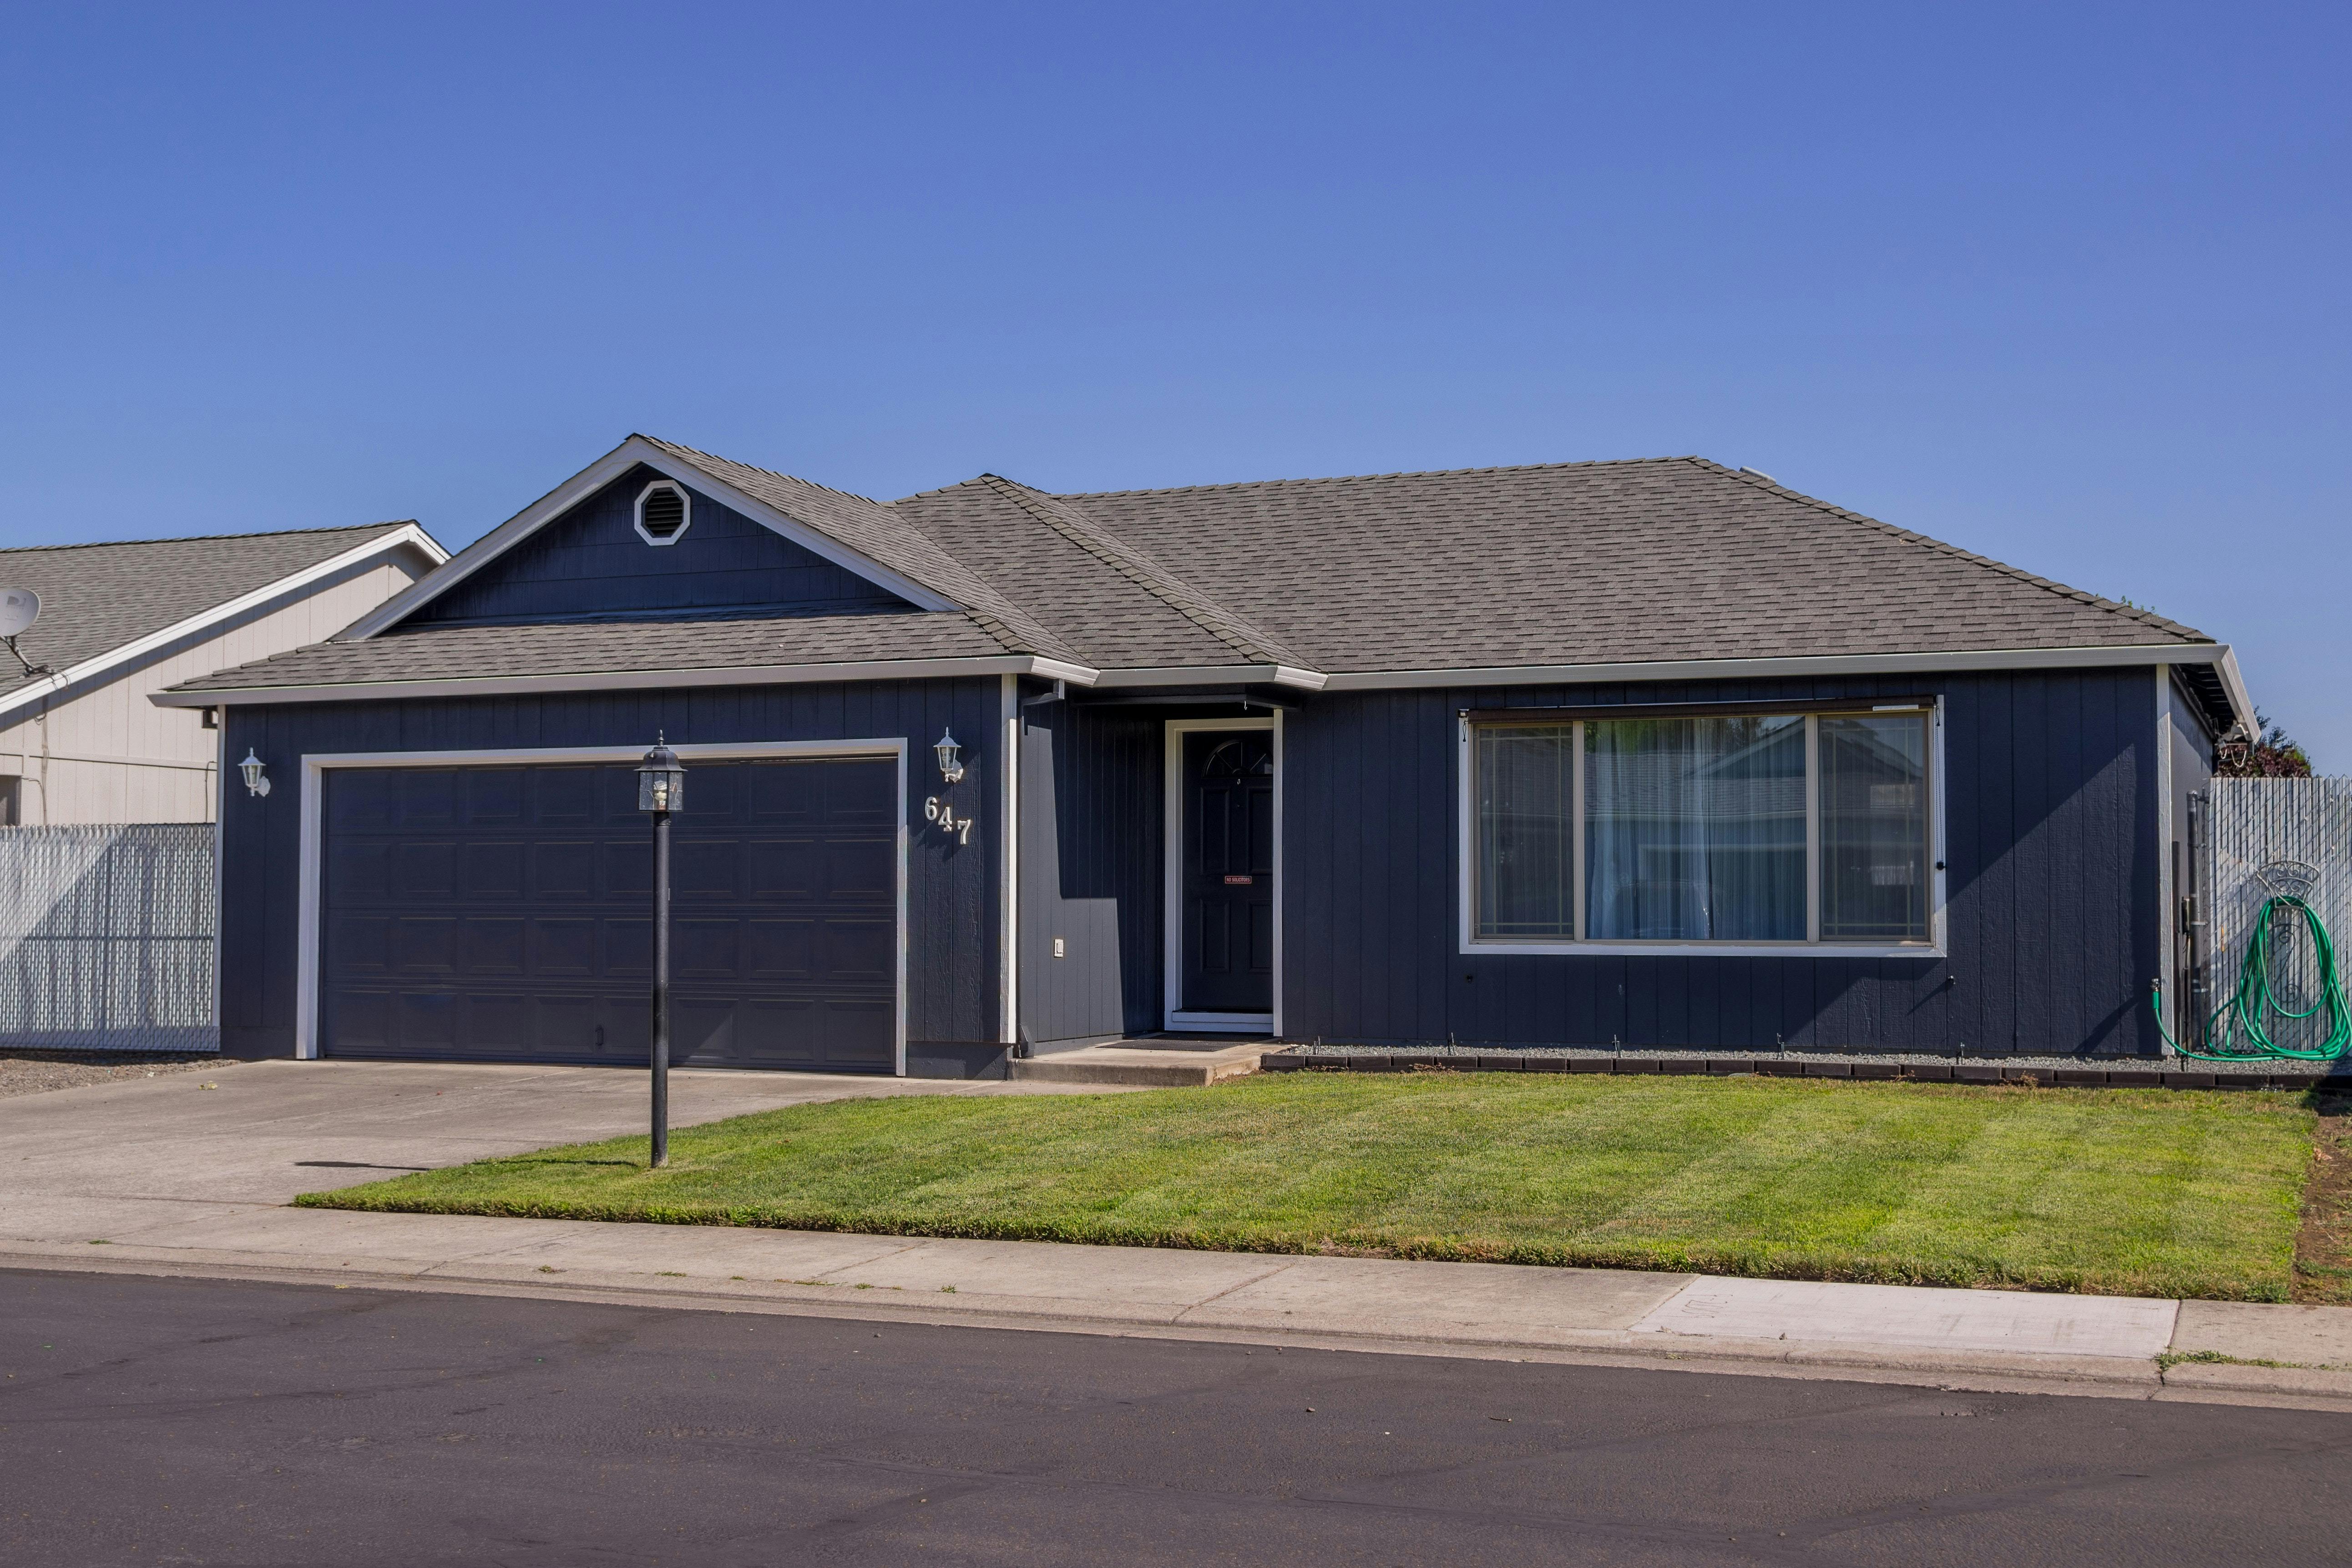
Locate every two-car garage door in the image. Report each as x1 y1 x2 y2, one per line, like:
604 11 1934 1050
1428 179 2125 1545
320 756 898 1072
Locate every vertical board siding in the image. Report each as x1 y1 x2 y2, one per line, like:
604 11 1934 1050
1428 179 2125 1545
1284 669 2160 1057
1017 703 1162 1047
409 465 912 627
217 677 1002 1064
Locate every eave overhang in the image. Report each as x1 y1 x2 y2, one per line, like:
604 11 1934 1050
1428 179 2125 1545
1316 641 2254 729
152 653 1101 708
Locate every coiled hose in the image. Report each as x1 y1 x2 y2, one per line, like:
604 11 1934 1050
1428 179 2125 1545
2153 894 2352 1061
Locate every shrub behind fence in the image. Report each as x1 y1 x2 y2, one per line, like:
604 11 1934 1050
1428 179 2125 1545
0 824 216 1052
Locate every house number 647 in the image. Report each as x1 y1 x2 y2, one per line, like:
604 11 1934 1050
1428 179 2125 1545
925 796 974 845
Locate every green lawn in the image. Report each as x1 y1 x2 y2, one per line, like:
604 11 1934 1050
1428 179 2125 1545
297 1074 2317 1300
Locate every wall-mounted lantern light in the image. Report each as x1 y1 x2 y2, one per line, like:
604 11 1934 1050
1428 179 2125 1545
934 728 964 785
238 748 271 798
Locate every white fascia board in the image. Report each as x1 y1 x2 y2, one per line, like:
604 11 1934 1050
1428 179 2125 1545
0 525 445 728
1317 642 2234 692
1094 663 1328 690
152 652 1101 708
341 437 958 642
2212 645 2257 735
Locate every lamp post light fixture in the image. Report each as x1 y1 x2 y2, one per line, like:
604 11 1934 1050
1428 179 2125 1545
934 728 964 785
635 737 686 1168
238 748 271 798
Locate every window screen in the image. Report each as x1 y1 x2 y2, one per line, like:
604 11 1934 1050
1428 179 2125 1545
1475 724 1575 937
1818 713 1931 940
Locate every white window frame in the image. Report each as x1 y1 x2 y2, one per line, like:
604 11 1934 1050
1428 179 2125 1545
1163 714 1282 1034
293 738 910 1071
634 480 693 547
1456 700 1947 958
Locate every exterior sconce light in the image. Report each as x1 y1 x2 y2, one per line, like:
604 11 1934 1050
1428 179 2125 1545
934 728 964 785
238 748 271 798
635 735 686 1169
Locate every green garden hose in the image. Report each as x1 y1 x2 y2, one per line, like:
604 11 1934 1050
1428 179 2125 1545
2152 893 2352 1061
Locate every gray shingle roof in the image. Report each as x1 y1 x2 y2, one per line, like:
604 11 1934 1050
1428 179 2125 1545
1060 457 2208 672
889 475 1308 670
175 611 1012 692
166 445 2215 700
0 522 424 703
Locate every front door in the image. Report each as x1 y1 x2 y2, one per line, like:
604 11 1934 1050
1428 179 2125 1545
1179 728 1275 1016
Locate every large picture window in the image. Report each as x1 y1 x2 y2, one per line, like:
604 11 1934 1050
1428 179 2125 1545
1470 706 1936 950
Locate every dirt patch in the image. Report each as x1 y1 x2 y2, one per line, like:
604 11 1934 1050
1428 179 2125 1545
2294 1093 2352 1304
0 1050 231 1100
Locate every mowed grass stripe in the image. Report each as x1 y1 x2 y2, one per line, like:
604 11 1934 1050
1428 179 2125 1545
297 1073 2314 1300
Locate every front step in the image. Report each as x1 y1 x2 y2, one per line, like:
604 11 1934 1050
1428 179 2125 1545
1009 1042 1268 1087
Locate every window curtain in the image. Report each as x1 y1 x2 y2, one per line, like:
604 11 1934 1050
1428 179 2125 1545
1584 717 1806 941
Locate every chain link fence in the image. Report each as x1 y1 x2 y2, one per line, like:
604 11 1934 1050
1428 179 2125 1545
0 824 216 1051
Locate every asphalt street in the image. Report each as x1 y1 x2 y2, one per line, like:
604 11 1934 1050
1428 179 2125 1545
3 1270 2347 1567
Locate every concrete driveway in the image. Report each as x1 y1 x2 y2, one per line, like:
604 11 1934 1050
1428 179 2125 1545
0 1058 1109 1248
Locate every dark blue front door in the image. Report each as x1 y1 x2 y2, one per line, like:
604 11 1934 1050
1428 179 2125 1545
320 756 897 1071
1179 730 1275 1015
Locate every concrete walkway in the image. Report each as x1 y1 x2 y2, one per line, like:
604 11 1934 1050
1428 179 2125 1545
5 1060 2351 1410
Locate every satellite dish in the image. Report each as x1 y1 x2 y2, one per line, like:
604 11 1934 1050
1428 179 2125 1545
0 587 35 640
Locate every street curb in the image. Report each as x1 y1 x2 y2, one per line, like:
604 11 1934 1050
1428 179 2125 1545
13 1241 2352 1413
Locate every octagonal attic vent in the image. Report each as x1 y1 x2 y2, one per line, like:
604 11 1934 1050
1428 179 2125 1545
635 481 690 546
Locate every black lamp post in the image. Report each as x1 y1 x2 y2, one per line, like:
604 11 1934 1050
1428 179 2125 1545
636 738 686 1168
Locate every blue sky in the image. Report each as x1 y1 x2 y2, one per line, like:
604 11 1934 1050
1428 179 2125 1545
2 4 2345 761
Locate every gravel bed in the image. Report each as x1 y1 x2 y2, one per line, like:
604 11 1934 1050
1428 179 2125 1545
1265 1041 2346 1079
0 1051 231 1100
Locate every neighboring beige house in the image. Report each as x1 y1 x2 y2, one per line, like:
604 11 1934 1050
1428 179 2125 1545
0 524 445 824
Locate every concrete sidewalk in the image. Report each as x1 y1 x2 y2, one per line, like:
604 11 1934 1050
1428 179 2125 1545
5 1060 2351 1410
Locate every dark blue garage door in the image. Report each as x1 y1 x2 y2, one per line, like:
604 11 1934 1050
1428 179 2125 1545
320 756 898 1072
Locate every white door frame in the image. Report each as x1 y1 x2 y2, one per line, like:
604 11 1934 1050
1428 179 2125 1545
295 738 910 1073
1163 715 1282 1034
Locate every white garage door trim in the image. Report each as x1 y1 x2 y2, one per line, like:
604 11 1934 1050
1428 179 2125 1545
295 739 911 1073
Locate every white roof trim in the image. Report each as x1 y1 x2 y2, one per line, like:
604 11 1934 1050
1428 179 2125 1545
1318 641 2246 703
342 437 958 641
0 525 446 728
2210 646 2257 736
1093 663 1329 690
152 653 1101 708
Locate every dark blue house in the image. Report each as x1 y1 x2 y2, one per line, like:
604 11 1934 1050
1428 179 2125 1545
159 436 2253 1074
